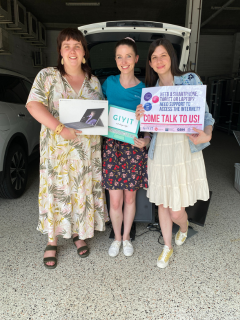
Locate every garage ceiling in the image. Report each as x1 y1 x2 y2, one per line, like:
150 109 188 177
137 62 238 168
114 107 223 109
19 0 240 34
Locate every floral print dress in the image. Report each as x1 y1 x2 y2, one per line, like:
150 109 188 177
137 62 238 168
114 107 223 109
26 67 108 242
102 137 148 191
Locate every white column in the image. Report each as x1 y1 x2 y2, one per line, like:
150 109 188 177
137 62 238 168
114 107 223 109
185 0 202 72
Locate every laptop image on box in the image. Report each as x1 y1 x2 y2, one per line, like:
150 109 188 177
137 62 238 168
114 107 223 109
64 108 104 130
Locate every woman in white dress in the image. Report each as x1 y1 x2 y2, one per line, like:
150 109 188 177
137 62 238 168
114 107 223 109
136 39 214 268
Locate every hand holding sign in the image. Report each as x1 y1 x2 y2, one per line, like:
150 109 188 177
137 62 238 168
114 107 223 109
186 127 212 145
135 104 145 120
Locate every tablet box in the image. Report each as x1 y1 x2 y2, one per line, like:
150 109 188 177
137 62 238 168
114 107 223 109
59 99 108 135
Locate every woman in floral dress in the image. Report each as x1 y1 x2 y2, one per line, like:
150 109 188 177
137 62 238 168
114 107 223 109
26 28 108 269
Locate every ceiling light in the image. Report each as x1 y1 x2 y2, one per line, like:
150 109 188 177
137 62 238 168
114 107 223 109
66 2 100 6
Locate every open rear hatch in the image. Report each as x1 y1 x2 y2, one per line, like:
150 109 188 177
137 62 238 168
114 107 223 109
79 20 191 83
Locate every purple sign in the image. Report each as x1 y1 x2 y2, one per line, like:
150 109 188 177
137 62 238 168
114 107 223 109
144 92 152 101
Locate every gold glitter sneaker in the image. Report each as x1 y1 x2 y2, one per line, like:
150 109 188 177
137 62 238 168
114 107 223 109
157 245 173 269
175 221 189 246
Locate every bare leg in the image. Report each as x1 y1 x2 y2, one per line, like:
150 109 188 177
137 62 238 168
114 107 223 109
109 190 124 241
169 208 188 233
122 190 137 241
158 205 173 248
73 233 87 255
43 238 57 266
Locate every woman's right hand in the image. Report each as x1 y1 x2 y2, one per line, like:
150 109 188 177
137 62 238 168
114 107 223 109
135 104 145 120
60 127 82 140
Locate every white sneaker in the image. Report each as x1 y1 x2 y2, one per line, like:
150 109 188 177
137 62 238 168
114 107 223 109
157 245 173 269
175 221 189 246
108 240 121 257
123 240 134 257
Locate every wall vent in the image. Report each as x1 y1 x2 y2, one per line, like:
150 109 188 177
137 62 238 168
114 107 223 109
32 50 42 67
31 21 46 47
0 0 12 23
0 27 11 54
6 0 27 33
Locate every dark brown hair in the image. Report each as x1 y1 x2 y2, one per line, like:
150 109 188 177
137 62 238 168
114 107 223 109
145 38 188 87
115 38 138 56
56 28 92 79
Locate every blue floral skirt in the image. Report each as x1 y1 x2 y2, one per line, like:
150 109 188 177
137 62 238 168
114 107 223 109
102 138 148 191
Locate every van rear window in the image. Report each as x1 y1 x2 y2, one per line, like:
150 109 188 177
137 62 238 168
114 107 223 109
89 41 150 77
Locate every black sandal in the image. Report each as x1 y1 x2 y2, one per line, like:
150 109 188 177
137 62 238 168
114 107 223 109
73 236 90 258
43 245 57 269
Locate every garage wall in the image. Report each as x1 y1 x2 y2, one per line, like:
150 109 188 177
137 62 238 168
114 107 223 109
0 30 42 81
197 35 233 79
44 30 59 67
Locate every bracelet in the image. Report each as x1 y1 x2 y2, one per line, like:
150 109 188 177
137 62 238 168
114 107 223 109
54 123 65 135
144 135 151 141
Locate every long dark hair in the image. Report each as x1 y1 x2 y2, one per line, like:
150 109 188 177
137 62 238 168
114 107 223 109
56 28 92 79
115 38 138 56
145 38 187 87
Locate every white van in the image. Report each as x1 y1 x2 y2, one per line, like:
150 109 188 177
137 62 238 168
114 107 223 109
79 21 191 223
79 20 191 83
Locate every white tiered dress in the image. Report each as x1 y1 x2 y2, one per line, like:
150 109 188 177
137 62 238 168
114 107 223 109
147 132 209 211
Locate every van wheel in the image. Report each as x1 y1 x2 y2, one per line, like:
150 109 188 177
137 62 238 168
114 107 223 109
0 144 28 199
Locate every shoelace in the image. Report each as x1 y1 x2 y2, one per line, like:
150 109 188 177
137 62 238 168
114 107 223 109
159 246 171 261
111 241 121 248
177 222 189 240
177 230 187 239
123 240 132 247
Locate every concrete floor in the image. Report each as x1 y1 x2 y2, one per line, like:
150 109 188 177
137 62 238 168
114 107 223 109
0 130 240 320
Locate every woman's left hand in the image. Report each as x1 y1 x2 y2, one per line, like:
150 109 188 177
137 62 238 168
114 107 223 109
135 104 145 120
186 127 212 145
133 137 150 148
